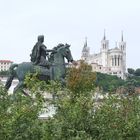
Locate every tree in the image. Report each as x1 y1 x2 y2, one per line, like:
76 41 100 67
0 70 9 76
96 72 124 93
42 61 97 139
134 68 140 76
127 68 135 75
66 60 96 94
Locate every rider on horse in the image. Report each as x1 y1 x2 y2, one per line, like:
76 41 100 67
30 35 53 68
5 36 77 94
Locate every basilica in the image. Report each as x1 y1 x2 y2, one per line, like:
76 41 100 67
81 31 126 79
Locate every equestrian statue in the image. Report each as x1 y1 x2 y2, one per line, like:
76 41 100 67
5 35 76 95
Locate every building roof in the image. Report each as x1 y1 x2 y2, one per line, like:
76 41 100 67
0 60 13 63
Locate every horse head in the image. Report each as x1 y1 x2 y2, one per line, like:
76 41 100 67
48 43 74 82
49 43 73 64
56 43 73 62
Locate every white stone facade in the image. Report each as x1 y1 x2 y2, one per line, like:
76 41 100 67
81 32 126 79
0 60 13 71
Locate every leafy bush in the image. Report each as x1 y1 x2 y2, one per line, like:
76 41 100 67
96 72 124 93
1 65 140 139
0 83 44 140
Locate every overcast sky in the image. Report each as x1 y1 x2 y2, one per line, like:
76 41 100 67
0 0 140 69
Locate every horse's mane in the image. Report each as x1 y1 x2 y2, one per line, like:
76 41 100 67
50 43 70 58
53 44 64 50
51 44 65 54
49 44 64 62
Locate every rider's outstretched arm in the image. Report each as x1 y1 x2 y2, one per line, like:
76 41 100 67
47 49 54 52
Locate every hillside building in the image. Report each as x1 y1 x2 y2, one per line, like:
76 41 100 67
0 60 13 71
81 31 126 79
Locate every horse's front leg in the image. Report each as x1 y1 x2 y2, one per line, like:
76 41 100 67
13 81 24 93
14 81 30 97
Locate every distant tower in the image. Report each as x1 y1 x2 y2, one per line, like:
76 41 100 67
101 30 109 67
119 31 126 52
119 31 126 78
81 37 90 61
101 29 109 52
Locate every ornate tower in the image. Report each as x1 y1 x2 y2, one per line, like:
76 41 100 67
101 30 109 67
119 31 126 78
81 37 90 61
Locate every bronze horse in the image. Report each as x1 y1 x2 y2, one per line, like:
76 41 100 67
5 44 74 95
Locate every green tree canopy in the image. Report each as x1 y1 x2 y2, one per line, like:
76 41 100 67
96 72 124 93
127 68 135 75
0 64 140 139
0 70 9 76
134 68 140 76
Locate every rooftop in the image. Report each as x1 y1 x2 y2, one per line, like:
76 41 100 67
0 60 13 63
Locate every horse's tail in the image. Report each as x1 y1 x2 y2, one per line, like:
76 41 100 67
5 64 18 90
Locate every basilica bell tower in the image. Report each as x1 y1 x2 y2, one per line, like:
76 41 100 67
81 37 90 61
119 31 126 78
101 30 109 67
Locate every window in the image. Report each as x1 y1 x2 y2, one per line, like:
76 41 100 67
113 72 117 74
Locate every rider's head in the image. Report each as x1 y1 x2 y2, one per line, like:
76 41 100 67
38 35 44 43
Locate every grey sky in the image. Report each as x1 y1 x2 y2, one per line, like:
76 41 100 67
0 0 139 68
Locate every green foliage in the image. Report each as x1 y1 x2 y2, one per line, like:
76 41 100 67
134 68 140 76
43 85 96 140
66 61 96 94
126 74 140 88
41 64 97 139
0 70 9 76
94 95 140 139
0 83 44 140
127 68 135 75
1 68 140 139
93 68 140 94
40 64 140 139
96 72 124 93
127 68 140 77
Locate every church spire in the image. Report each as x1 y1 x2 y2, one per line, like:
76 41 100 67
121 31 124 42
84 37 87 48
103 29 106 40
81 37 90 60
82 37 88 52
